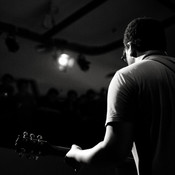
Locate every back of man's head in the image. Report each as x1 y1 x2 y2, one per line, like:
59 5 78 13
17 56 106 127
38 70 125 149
123 17 167 52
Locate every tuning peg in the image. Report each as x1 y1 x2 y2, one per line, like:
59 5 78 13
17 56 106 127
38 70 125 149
15 135 20 146
37 135 43 141
23 131 28 139
30 133 35 140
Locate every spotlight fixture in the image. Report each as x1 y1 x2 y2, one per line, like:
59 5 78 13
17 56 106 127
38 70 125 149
55 52 75 71
5 34 19 52
77 54 90 71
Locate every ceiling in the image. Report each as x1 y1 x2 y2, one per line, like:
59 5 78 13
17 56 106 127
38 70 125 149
0 0 175 95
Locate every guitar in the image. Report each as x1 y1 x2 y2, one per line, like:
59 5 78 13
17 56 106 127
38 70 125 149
15 132 137 175
15 131 80 172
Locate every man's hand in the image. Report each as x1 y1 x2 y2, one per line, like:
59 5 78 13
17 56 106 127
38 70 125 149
65 144 82 172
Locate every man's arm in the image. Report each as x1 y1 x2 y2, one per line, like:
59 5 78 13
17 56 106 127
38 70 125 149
65 121 134 168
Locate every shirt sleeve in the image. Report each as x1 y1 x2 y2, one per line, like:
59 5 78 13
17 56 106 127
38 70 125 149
105 69 138 126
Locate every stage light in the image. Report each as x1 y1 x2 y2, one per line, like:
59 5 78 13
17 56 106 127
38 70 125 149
58 53 69 66
56 53 75 71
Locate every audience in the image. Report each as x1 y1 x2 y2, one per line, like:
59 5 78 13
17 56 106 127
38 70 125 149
0 73 107 145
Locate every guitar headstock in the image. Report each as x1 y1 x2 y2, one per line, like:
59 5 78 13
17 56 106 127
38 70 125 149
15 131 48 160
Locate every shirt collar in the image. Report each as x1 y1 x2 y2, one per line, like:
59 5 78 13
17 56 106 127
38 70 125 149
142 50 167 60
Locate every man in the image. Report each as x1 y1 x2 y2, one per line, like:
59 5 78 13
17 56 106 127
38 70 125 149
65 17 175 175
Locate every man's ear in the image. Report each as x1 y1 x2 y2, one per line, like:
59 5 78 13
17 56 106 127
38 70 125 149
130 44 137 57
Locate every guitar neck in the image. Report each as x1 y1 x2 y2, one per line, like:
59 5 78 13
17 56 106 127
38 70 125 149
47 143 70 157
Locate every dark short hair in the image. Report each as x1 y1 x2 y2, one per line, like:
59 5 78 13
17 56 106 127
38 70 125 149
123 17 167 52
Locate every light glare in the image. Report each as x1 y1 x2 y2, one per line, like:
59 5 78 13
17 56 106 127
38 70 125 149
56 53 75 71
58 54 69 66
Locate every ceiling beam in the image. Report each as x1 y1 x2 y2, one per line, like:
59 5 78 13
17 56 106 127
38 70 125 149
42 0 108 39
0 16 175 55
0 21 43 42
